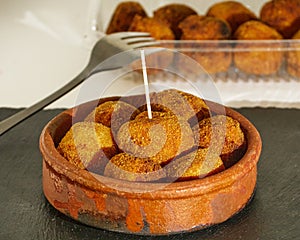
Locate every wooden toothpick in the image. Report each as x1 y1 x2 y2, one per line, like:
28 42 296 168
140 49 152 119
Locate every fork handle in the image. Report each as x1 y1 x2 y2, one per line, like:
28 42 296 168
0 68 90 136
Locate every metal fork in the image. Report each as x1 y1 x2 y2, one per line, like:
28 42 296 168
0 32 157 136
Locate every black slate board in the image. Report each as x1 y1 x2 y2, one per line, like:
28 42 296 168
0 107 299 240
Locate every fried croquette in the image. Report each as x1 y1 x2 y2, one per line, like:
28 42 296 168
129 14 175 40
84 100 140 135
260 0 300 39
233 20 284 75
206 1 257 33
104 153 166 182
116 112 195 165
178 15 232 74
135 89 210 125
166 148 225 181
179 15 231 40
57 122 118 174
193 115 245 168
128 15 175 74
106 1 147 34
146 89 210 125
57 90 248 182
153 3 197 39
177 90 211 125
287 30 300 77
234 20 284 40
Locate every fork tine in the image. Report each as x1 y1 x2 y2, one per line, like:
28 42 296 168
125 37 156 44
110 32 151 39
120 32 152 39
130 41 158 49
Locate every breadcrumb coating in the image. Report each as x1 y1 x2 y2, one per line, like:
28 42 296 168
104 153 166 182
84 100 140 136
147 89 210 124
178 15 232 74
129 15 175 40
116 111 195 165
166 148 225 181
106 1 147 34
153 3 197 39
57 90 247 181
233 20 283 75
207 1 257 33
57 122 117 174
260 0 300 39
193 115 245 167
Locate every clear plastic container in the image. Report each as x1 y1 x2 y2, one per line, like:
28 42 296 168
84 0 300 81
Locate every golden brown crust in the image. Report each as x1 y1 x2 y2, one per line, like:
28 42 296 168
287 30 300 77
106 1 147 34
57 122 118 174
176 90 211 124
116 111 195 165
129 15 175 40
57 90 249 181
206 1 257 33
233 20 284 75
106 1 300 40
104 153 166 182
166 148 225 181
179 15 231 40
234 20 283 40
193 115 245 168
153 4 197 39
142 89 210 124
178 15 232 74
128 15 175 74
135 90 210 125
260 0 300 39
84 100 140 136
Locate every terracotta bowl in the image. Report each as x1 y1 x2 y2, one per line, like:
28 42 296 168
39 96 262 235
